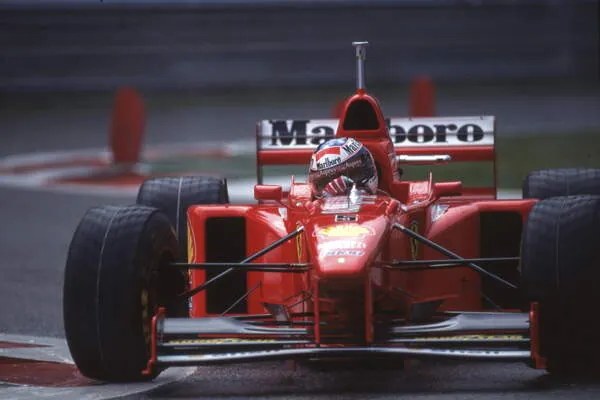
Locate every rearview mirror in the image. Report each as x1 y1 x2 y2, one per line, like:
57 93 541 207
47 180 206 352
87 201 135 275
433 182 462 197
254 185 283 201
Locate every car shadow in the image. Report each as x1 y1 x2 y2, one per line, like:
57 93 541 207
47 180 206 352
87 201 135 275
139 359 599 399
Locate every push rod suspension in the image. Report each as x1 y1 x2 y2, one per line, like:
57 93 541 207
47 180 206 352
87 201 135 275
392 223 517 290
179 225 305 299
220 282 262 316
390 257 520 268
172 262 310 273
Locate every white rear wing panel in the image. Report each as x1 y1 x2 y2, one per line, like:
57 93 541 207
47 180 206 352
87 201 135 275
257 116 495 165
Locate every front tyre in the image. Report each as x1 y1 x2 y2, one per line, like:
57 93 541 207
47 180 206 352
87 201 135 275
63 205 184 382
136 176 228 259
521 195 600 375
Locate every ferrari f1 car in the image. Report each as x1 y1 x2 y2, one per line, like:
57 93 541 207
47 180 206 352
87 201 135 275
63 42 600 381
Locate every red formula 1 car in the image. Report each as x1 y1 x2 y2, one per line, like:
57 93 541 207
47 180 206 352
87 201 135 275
63 42 600 382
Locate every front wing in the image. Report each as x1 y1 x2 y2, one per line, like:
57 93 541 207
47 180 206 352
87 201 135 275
144 309 534 373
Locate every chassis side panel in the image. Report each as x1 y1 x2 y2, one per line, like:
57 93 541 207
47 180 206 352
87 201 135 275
187 205 306 317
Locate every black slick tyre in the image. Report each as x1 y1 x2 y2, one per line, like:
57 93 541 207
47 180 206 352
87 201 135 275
521 195 600 375
136 176 228 258
523 168 600 199
63 205 186 382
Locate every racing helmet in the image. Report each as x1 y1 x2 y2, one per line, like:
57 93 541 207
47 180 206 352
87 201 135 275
308 137 378 196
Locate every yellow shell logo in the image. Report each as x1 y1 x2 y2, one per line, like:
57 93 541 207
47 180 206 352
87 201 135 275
317 224 372 237
187 223 195 263
409 220 419 260
295 223 304 262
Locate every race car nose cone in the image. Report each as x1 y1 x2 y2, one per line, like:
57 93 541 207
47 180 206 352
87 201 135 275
311 216 387 280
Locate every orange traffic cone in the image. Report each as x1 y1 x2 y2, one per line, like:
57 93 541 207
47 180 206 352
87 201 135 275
109 87 145 165
409 76 435 117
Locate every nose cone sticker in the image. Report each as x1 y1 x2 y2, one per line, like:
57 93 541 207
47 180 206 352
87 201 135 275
315 224 373 238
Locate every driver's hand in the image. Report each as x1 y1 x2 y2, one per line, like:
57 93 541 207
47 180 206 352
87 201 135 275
322 176 354 197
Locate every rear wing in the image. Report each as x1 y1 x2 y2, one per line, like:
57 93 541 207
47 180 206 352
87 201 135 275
256 116 495 183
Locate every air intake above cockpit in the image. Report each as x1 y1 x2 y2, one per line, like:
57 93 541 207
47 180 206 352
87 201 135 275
342 99 380 131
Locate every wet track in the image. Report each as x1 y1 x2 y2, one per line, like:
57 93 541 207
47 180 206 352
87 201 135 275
7 185 600 399
2 86 600 398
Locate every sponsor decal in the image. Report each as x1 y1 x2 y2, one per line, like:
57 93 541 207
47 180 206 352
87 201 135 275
316 157 341 170
323 249 365 257
318 240 367 251
388 121 486 144
187 222 195 263
407 334 525 342
335 214 357 222
201 349 280 360
186 223 195 312
267 119 334 147
295 223 304 262
260 117 494 149
322 200 360 213
409 220 419 260
321 194 376 214
312 157 362 177
316 224 373 238
341 139 361 155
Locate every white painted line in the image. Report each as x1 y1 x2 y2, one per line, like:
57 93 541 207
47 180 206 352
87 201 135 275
0 148 111 169
0 333 73 364
0 140 255 169
0 367 196 400
0 140 257 197
0 333 196 400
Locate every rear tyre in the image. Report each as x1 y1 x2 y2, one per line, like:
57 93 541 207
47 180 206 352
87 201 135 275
522 168 600 199
63 205 185 381
136 176 228 258
521 195 600 375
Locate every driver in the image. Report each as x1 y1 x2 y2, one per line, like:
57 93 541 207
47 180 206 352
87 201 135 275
308 137 378 197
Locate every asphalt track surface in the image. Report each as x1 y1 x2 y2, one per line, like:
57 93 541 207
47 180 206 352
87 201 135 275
7 187 600 400
2 84 600 399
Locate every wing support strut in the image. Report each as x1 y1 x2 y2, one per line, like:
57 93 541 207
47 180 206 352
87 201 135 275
178 225 305 300
392 223 517 290
388 257 520 270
